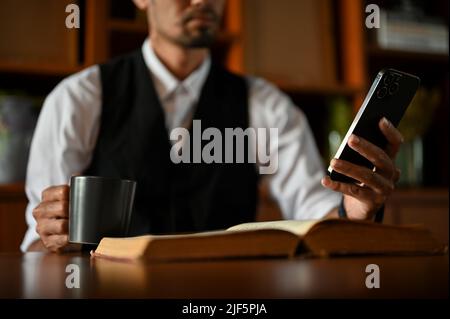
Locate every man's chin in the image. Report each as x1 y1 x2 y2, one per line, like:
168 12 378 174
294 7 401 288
181 32 216 48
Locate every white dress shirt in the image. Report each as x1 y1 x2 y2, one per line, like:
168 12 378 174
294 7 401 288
20 39 341 251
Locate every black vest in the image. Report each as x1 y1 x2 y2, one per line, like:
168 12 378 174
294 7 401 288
84 50 259 235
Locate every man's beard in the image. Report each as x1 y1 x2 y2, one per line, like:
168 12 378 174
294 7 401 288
175 5 220 48
177 27 216 48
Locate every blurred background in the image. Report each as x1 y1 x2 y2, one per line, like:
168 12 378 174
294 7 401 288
0 0 448 251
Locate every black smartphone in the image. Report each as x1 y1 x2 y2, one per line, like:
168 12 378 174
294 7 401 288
327 68 420 184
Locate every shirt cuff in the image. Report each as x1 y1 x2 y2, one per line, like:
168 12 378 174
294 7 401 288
20 227 40 252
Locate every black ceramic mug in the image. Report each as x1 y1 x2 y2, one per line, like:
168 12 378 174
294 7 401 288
68 176 136 245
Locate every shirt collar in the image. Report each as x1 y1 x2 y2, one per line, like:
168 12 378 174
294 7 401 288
141 38 211 102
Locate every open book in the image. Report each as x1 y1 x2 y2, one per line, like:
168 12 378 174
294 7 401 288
92 219 446 262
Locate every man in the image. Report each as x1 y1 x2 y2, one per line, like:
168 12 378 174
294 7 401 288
22 0 402 252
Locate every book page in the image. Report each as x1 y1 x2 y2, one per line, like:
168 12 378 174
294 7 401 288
227 220 319 237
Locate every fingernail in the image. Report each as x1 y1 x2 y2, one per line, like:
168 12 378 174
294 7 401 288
321 177 331 186
331 159 341 168
383 117 391 127
350 135 359 144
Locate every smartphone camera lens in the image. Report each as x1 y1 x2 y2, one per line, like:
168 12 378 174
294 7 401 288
384 74 395 86
377 87 388 99
389 82 399 95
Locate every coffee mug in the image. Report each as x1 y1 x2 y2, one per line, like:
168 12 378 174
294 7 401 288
68 176 136 245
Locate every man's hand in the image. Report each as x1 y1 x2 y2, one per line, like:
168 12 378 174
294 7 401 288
32 185 72 253
322 117 403 220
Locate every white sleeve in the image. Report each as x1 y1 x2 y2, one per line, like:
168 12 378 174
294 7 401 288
20 65 102 252
248 77 341 220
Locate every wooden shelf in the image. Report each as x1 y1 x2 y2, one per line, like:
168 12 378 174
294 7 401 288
0 182 27 252
392 187 449 199
268 78 362 96
0 183 26 201
385 187 449 244
108 19 148 33
0 61 84 76
367 45 449 64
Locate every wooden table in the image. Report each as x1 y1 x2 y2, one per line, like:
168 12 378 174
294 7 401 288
0 252 447 299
